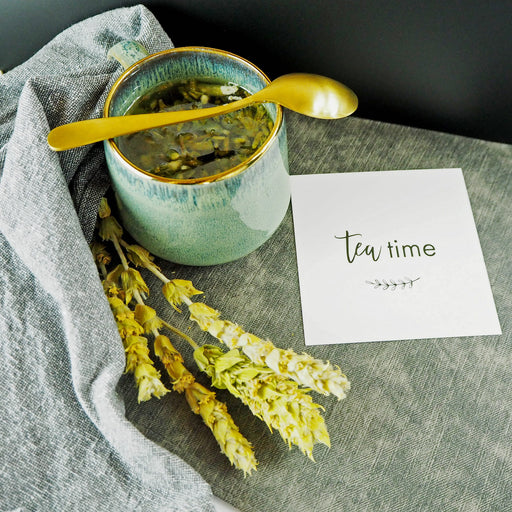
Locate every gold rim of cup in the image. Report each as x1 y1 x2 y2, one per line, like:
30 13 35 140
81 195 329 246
103 46 284 185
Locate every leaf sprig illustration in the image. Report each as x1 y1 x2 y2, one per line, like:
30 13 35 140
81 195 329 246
366 277 420 290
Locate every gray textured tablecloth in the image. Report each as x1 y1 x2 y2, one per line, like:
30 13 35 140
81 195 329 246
1 4 511 512
149 114 511 512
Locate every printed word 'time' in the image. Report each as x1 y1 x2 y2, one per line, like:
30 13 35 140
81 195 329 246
334 230 436 263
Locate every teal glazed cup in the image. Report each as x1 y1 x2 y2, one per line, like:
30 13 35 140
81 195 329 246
104 41 290 266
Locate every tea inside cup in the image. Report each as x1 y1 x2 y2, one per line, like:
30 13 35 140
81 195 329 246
114 79 275 182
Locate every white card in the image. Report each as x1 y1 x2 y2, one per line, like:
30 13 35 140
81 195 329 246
290 169 502 345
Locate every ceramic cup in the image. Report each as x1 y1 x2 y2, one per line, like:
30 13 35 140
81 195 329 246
103 41 290 266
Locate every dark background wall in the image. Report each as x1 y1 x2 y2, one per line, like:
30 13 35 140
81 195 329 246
2 0 511 143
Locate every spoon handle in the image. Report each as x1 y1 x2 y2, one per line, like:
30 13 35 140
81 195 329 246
47 95 256 151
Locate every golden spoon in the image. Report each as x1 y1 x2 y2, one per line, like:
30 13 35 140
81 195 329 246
47 73 358 151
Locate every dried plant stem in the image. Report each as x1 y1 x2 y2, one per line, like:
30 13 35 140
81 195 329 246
95 203 168 402
117 240 350 400
195 344 330 460
95 208 256 474
160 318 199 350
133 297 257 475
120 239 170 283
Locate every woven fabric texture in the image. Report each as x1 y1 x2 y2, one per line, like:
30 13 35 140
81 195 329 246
0 5 215 512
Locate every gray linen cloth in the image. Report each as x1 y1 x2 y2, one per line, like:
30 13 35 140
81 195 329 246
0 5 215 512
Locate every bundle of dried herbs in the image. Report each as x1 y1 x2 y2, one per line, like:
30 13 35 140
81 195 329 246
92 198 350 474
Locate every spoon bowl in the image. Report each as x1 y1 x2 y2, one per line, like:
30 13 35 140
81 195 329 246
47 73 357 151
259 73 358 119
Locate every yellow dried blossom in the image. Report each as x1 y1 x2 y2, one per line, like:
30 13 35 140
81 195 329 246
187 385 257 476
107 296 169 402
162 279 203 312
189 303 350 400
263 347 350 400
108 296 144 337
107 296 132 320
194 344 330 460
106 264 149 304
154 335 194 392
134 304 163 333
188 302 220 329
134 362 168 403
124 335 168 402
120 267 149 304
124 244 158 270
90 242 111 266
104 282 123 299
103 268 127 301
116 317 144 339
154 335 257 475
123 335 151 373
98 197 111 218
98 215 123 242
105 264 123 286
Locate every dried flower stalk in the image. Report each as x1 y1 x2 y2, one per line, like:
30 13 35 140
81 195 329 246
153 330 257 476
123 248 350 400
188 302 350 400
194 344 330 460
107 296 169 403
95 202 168 403
93 200 256 473
134 302 257 475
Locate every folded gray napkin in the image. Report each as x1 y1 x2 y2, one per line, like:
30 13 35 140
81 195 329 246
0 5 215 511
